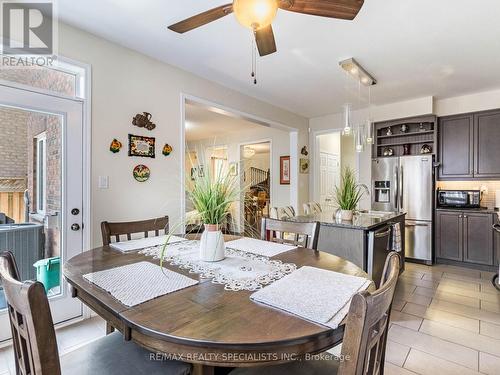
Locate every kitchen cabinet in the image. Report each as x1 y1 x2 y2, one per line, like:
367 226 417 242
438 109 500 180
438 114 474 179
474 110 500 178
436 210 495 267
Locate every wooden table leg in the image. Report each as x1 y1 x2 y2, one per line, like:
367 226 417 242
192 364 215 375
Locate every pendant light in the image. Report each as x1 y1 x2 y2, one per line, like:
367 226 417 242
342 103 352 136
355 82 364 153
365 87 374 145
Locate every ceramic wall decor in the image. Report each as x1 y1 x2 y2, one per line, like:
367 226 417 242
190 167 197 181
280 156 290 185
420 144 432 154
198 165 205 177
133 164 150 182
301 146 309 156
383 147 394 156
400 124 408 133
109 138 122 153
386 127 393 136
162 143 173 156
229 162 238 176
132 112 156 131
300 158 309 174
128 134 155 158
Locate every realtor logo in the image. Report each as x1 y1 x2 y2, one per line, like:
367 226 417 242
1 1 54 55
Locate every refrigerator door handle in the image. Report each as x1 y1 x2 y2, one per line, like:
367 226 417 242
400 165 404 211
394 165 399 211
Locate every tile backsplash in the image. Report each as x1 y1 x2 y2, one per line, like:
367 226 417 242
436 181 500 209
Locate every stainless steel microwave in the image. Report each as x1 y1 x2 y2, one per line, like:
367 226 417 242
437 189 481 208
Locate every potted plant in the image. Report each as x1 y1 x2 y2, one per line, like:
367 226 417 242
334 167 368 221
188 165 239 262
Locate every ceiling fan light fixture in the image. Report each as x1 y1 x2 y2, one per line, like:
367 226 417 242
339 58 377 86
233 0 279 30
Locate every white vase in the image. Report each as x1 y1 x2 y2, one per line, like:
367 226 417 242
340 209 354 221
199 224 225 262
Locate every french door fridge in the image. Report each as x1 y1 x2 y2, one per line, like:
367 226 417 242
372 155 434 264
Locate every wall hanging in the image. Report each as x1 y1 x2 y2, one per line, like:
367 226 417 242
133 164 150 182
300 158 310 174
229 162 238 176
128 134 155 158
132 112 156 131
301 146 309 156
190 167 198 181
280 156 290 185
109 139 122 153
162 143 173 156
198 165 205 178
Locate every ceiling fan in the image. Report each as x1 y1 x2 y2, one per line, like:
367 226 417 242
168 0 365 57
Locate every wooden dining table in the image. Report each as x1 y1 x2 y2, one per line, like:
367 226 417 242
63 236 371 375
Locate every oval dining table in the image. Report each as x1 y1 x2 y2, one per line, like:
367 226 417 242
63 236 371 375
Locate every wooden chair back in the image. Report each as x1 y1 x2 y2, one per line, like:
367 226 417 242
261 217 320 250
339 252 400 375
101 216 169 246
0 251 62 375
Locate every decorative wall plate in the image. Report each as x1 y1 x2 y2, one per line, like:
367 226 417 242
109 138 122 153
133 164 150 182
132 112 156 131
128 134 155 158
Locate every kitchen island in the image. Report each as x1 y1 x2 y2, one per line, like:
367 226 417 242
286 211 406 285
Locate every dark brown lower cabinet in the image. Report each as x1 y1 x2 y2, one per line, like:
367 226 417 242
436 210 495 267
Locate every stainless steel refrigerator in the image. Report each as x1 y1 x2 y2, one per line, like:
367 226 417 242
372 155 433 264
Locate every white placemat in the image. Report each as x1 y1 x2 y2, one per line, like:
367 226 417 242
225 237 297 257
83 261 198 307
109 235 187 253
250 266 372 329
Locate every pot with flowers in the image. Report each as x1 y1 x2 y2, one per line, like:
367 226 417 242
188 166 239 262
334 167 369 222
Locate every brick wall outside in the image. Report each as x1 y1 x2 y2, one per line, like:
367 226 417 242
0 66 76 96
0 107 28 178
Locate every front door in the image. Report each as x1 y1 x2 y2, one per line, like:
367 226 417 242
0 84 84 342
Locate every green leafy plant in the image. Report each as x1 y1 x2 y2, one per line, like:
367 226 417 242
334 167 368 211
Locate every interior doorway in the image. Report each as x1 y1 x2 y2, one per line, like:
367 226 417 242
241 141 271 237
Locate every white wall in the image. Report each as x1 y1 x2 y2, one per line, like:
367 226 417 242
318 132 340 155
58 23 308 247
434 88 500 116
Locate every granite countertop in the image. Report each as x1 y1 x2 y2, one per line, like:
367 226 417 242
285 210 406 230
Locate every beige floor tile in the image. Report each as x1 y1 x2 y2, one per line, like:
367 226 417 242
481 281 500 295
392 298 406 312
436 284 500 304
481 271 496 280
396 282 417 295
430 299 500 325
386 340 411 367
402 302 479 333
400 277 439 290
388 324 479 369
395 290 432 306
432 291 481 308
390 309 423 331
439 278 481 291
404 349 480 375
413 286 436 297
56 318 106 354
479 352 500 375
480 321 500 340
481 300 500 313
401 270 426 279
384 362 419 375
420 320 500 358
438 266 481 279
422 273 443 282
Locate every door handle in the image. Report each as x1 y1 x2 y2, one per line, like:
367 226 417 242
400 166 404 210
395 165 399 211
493 224 500 233
71 223 81 231
405 223 429 227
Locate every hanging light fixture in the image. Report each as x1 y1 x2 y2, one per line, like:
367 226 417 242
342 103 352 136
365 86 374 145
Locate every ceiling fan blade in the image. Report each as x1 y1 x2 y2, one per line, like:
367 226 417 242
168 4 233 33
255 25 277 57
279 0 364 20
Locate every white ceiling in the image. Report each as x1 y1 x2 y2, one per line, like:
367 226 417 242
58 0 500 117
185 102 267 141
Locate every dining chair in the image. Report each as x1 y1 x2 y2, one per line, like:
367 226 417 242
303 202 323 215
101 216 169 246
261 217 320 250
0 251 192 375
230 251 401 375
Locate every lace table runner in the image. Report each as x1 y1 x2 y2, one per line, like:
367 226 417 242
225 237 297 257
140 240 297 291
83 261 199 307
110 235 187 253
251 266 372 329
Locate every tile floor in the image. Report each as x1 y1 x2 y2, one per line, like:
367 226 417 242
0 262 498 375
386 262 500 375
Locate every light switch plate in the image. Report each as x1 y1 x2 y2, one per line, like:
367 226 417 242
98 176 109 189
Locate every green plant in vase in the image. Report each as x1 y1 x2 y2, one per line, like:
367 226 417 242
334 166 368 221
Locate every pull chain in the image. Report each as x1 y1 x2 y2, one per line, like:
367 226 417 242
251 33 257 85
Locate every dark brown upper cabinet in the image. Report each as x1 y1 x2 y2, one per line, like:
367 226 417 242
438 109 500 180
474 110 500 179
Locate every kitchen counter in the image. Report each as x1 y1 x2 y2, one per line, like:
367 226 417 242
436 207 499 214
284 210 406 284
287 211 407 230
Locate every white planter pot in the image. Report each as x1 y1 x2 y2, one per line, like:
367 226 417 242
199 224 225 262
340 210 354 221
